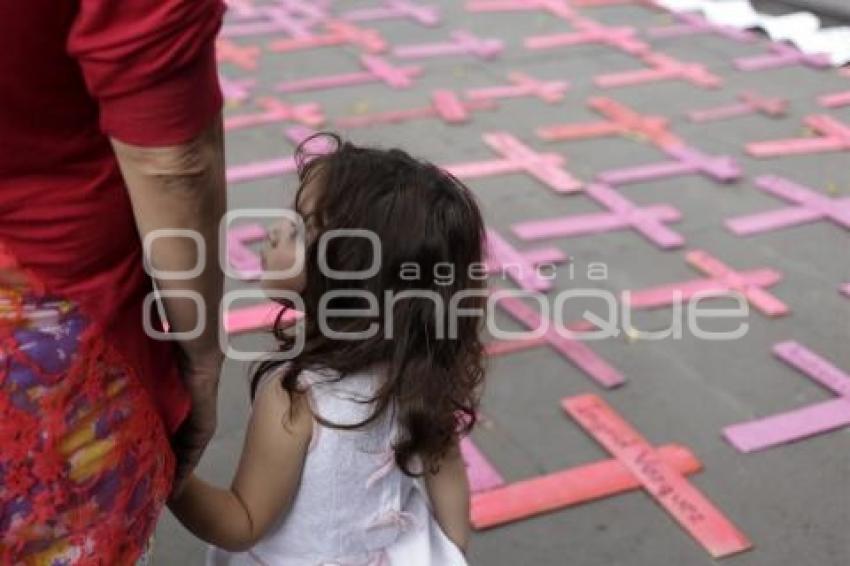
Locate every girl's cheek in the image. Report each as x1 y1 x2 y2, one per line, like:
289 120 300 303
260 243 307 293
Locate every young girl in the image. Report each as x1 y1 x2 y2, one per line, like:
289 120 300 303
171 134 487 565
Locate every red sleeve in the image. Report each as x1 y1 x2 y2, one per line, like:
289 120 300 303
68 0 226 146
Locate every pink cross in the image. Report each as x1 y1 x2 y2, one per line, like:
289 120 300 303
564 395 753 559
486 319 596 357
492 292 626 388
393 30 504 61
486 229 568 292
460 437 505 493
465 0 577 22
724 341 850 453
525 17 649 56
227 223 266 280
818 90 850 109
276 54 422 93
726 175 850 236
595 52 723 90
335 90 496 128
220 75 256 104
687 91 788 122
648 11 757 43
472 442 702 529
227 126 333 184
465 71 570 104
341 0 441 27
512 183 684 250
734 42 832 72
221 1 326 38
225 97 326 130
268 20 388 54
746 114 850 157
537 96 682 147
624 249 789 317
216 38 262 70
597 143 741 186
444 133 583 194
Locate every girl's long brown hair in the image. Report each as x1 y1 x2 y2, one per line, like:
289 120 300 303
252 133 487 475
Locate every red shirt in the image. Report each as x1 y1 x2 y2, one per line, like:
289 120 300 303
0 0 225 433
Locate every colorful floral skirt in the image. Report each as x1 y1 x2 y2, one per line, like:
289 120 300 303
0 262 174 564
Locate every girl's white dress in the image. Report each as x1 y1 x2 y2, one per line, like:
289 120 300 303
206 368 468 566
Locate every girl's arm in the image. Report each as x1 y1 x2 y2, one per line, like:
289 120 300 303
169 379 312 552
424 441 471 553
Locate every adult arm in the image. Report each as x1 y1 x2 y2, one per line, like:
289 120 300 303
111 120 227 492
68 0 228 490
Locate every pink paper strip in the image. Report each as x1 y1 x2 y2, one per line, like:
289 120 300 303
494 293 626 388
461 437 506 493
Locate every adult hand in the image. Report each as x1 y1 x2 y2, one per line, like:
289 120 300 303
170 347 223 496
